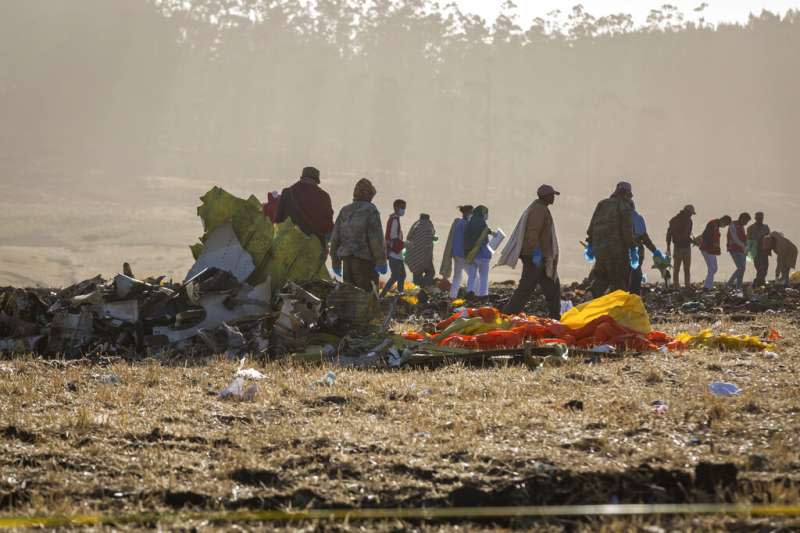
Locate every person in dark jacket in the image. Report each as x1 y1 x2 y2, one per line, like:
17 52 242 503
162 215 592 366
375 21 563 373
766 231 798 285
274 166 334 245
586 181 636 297
727 212 751 289
747 212 771 288
666 205 695 289
698 215 731 290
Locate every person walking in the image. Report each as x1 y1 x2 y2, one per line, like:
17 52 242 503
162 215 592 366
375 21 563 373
440 205 474 299
747 212 771 288
379 199 407 297
585 181 636 297
405 214 436 288
274 166 334 245
464 205 493 298
766 231 798 285
499 185 561 318
666 205 695 289
698 215 731 290
727 212 751 289
329 179 387 292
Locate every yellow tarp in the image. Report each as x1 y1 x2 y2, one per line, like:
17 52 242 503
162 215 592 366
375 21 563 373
560 290 652 334
674 329 774 351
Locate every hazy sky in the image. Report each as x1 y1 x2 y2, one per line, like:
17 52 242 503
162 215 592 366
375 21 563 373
454 0 800 25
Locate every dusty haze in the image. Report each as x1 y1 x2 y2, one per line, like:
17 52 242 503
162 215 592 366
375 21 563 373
1 1 799 287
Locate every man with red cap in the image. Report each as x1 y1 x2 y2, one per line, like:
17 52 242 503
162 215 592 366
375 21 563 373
499 184 561 318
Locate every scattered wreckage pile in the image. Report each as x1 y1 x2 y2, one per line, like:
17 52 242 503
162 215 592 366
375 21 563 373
0 187 385 362
0 186 790 367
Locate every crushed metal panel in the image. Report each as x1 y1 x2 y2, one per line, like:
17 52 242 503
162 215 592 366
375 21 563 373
47 309 94 356
271 282 322 352
113 274 151 299
92 300 139 324
152 282 268 345
184 223 256 283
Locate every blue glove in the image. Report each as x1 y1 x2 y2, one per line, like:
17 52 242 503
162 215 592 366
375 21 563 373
375 264 388 276
583 243 595 262
629 247 640 270
531 248 543 266
653 250 665 261
332 265 342 277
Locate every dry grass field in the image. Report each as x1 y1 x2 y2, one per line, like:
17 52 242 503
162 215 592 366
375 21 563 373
1 314 799 530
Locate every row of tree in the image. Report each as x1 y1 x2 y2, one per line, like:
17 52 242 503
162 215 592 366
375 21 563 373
2 1 798 209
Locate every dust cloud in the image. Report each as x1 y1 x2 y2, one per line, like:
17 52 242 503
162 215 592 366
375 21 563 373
1 1 798 286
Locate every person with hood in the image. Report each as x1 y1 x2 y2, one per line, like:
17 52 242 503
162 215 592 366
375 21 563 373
585 181 636 297
747 212 771 288
379 199 407 297
699 215 732 290
727 212 751 289
500 185 561 318
666 205 695 289
405 213 436 288
440 205 474 299
764 231 798 285
464 205 493 298
329 179 387 292
274 166 334 245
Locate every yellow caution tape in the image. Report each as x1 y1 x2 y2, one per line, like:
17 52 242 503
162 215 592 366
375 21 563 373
2 503 800 527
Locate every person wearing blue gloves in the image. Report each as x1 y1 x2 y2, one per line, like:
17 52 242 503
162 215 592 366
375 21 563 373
500 184 561 318
586 181 636 297
629 203 665 294
329 178 388 292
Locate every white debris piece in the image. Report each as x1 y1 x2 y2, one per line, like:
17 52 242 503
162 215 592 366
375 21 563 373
235 368 266 380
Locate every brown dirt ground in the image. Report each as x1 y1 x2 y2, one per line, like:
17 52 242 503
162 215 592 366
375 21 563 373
1 314 799 531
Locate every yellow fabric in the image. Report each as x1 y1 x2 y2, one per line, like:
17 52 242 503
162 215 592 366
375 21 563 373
674 329 774 351
790 271 800 284
560 290 652 333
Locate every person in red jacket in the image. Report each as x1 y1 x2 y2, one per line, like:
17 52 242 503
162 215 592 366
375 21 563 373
379 199 407 297
727 212 751 289
699 215 731 290
262 191 280 222
274 166 334 245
